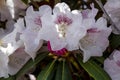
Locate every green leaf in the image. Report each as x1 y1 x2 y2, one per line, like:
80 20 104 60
93 57 105 64
37 58 57 80
15 52 48 79
55 60 72 80
110 33 120 48
55 61 62 80
21 0 28 4
76 54 111 80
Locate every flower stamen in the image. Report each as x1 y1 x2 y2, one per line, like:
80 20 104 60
55 14 72 38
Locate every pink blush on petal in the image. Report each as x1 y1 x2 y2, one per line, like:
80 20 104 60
34 16 42 26
116 60 120 67
55 14 72 25
87 28 100 33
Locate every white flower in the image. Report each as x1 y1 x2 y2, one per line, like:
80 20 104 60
0 18 30 77
0 18 25 56
79 16 112 62
82 4 98 30
38 2 86 53
0 21 17 78
81 4 98 19
104 0 120 34
104 50 120 80
20 5 51 59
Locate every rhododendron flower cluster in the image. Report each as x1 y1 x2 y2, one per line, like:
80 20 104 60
0 2 112 78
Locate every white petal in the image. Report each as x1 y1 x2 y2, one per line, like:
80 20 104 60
66 12 86 51
66 26 86 51
39 5 52 16
95 17 107 29
20 30 43 59
53 2 70 14
0 51 9 78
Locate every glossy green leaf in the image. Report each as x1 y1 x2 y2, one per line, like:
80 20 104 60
15 52 48 79
93 57 105 64
55 61 62 80
37 58 57 80
55 60 72 80
77 54 111 80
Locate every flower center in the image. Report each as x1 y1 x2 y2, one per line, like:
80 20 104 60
55 15 72 38
31 16 42 32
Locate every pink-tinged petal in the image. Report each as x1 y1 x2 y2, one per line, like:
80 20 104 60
0 51 9 78
104 50 120 80
81 3 98 19
21 6 47 59
8 48 30 75
82 4 98 29
25 6 42 28
80 17 111 62
80 29 111 62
